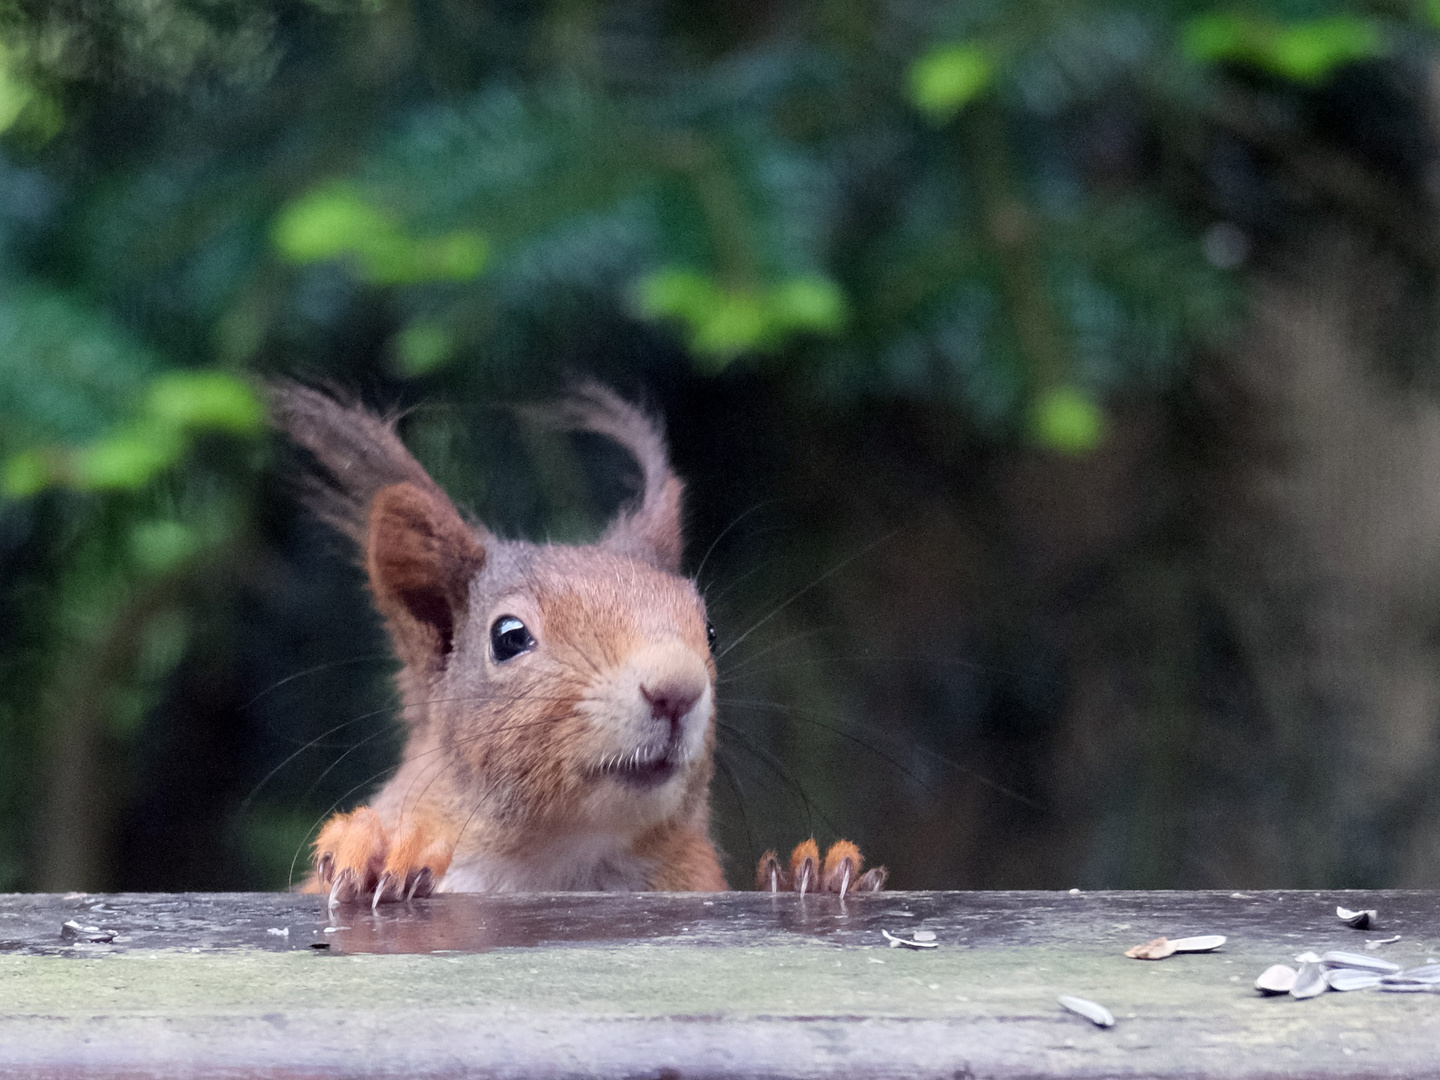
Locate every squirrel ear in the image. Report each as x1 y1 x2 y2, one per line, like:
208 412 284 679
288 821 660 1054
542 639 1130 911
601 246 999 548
556 385 685 573
367 483 486 672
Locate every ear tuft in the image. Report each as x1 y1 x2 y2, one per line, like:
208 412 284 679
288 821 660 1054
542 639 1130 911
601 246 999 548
553 384 685 573
368 483 486 672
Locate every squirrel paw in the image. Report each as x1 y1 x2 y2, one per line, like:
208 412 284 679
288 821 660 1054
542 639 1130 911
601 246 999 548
311 807 456 908
754 839 887 896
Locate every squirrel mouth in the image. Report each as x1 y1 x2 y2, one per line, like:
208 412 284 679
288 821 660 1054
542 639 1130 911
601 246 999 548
594 744 681 788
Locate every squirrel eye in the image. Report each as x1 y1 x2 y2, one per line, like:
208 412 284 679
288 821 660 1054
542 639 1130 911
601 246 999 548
706 620 717 651
490 616 536 662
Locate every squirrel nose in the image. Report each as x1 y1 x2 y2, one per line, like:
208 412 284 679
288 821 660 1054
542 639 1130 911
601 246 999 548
641 683 702 731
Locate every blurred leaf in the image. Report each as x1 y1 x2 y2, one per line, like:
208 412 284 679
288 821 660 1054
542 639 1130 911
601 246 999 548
272 183 490 285
146 371 263 434
129 520 200 575
0 51 36 133
636 268 848 364
770 276 848 333
909 43 996 122
1 449 50 498
635 268 720 323
271 185 392 263
0 40 62 139
690 290 770 365
1182 13 1385 83
1029 386 1106 453
392 321 456 376
72 424 186 491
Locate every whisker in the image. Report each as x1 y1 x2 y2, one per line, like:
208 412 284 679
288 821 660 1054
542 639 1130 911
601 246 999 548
714 719 837 838
239 701 400 817
720 696 942 800
298 724 401 806
701 549 791 611
712 747 755 861
721 696 1043 811
720 650 1029 686
717 530 900 662
240 653 394 711
716 625 840 681
693 499 790 588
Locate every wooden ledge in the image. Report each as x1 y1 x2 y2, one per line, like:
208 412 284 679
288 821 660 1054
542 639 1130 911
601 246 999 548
1 890 1437 1077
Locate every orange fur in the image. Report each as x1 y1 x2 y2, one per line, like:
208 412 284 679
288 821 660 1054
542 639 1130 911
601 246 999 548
273 384 883 900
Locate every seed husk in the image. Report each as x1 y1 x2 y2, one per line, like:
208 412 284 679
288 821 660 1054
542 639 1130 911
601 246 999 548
1336 906 1376 929
1058 994 1115 1028
1320 950 1401 974
1291 961 1328 999
1169 935 1226 953
1255 964 1297 994
881 929 937 950
1324 969 1382 992
1125 937 1176 960
1381 963 1440 986
59 919 115 943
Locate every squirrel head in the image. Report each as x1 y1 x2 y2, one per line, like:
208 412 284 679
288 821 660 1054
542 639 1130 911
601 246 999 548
272 383 715 836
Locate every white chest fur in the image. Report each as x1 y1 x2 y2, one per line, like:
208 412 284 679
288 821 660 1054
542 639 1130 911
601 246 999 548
438 831 655 892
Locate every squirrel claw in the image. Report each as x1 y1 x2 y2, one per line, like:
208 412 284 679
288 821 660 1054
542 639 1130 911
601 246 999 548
328 868 356 907
754 839 885 895
371 872 396 910
854 867 887 892
305 806 456 904
757 851 785 893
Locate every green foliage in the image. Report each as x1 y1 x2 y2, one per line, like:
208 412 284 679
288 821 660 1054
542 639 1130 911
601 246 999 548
147 372 265 435
0 39 60 138
909 43 996 122
0 343 262 498
1183 13 1387 83
274 184 490 284
635 269 847 367
392 320 457 376
1030 386 1106 453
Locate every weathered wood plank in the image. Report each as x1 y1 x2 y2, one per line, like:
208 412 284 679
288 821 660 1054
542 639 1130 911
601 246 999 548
0 890 1437 1077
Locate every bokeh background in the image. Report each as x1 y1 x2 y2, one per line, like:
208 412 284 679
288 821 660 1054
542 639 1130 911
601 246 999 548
3 0 1440 893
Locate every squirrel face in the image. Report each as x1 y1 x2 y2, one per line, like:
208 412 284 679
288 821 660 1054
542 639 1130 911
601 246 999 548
433 543 717 833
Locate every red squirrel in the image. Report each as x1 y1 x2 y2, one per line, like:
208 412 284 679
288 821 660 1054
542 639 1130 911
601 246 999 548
272 383 886 903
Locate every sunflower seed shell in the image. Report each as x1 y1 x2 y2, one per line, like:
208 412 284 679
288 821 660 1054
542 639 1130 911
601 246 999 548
1058 994 1115 1028
1325 969 1382 992
1255 964 1297 994
1291 961 1328 999
1382 964 1440 985
881 929 937 950
1169 935 1226 952
1336 906 1376 929
1320 951 1401 974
